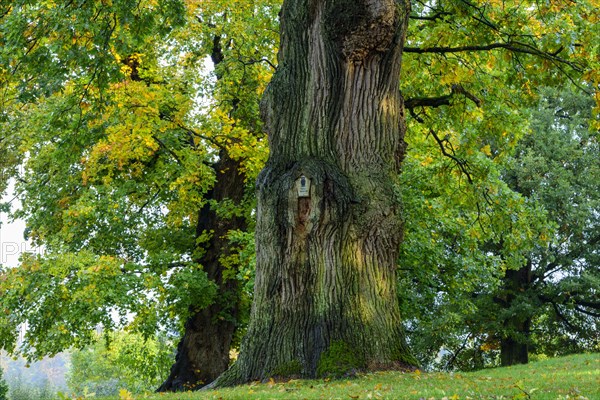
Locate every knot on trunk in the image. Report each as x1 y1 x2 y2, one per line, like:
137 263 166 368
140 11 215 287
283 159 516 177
257 159 355 238
324 0 398 61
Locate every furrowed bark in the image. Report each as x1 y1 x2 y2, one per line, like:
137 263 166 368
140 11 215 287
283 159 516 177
211 0 417 386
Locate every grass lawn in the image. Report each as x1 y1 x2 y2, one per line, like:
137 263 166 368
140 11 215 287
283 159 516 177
98 353 599 400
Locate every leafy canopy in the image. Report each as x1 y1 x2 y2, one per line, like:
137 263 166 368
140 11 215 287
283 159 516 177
0 0 278 360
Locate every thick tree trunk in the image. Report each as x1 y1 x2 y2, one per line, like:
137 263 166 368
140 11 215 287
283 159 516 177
499 265 532 366
500 334 529 366
158 154 247 391
212 0 416 386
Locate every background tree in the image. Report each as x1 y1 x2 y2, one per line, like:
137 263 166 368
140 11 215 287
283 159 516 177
153 2 278 390
67 331 174 396
0 0 277 391
399 87 599 370
490 87 599 365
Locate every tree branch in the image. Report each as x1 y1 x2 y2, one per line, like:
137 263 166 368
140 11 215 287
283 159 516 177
404 94 452 110
238 57 277 71
409 11 451 21
541 292 600 322
541 233 600 280
457 0 500 32
404 41 584 72
574 306 600 318
405 43 515 54
429 128 474 184
151 135 182 165
135 187 161 216
445 333 472 370
572 298 600 310
405 84 482 111
550 301 577 331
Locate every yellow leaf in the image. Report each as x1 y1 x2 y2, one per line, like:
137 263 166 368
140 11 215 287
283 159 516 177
481 144 492 156
119 388 134 400
421 156 434 166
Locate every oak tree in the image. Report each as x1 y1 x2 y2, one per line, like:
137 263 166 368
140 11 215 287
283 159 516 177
0 0 277 391
0 0 597 389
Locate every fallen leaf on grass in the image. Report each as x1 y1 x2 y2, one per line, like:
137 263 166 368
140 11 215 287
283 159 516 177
118 389 134 400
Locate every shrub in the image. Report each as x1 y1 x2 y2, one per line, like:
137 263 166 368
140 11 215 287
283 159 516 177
0 367 8 400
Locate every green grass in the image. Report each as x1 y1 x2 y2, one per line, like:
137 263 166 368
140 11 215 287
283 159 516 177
99 353 599 400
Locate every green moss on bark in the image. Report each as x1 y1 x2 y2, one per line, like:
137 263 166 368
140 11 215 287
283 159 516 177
317 340 366 378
